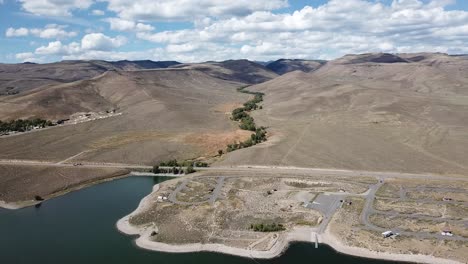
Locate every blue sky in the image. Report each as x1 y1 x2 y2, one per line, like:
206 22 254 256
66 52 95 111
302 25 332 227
1 0 467 63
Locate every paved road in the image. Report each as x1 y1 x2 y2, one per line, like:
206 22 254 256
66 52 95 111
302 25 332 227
306 193 346 233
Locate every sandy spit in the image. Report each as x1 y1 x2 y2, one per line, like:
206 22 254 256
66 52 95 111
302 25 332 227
116 185 463 264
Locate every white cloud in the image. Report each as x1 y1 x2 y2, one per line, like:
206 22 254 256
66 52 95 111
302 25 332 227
135 0 468 61
103 0 288 21
91 9 105 16
16 33 127 62
81 33 127 50
35 41 71 55
12 0 468 63
6 27 29 37
15 52 35 61
6 25 77 39
106 18 154 32
19 0 94 16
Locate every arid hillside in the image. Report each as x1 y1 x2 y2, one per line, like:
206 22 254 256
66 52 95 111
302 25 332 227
266 59 326 75
0 60 180 95
0 67 252 165
171 59 278 84
219 53 468 175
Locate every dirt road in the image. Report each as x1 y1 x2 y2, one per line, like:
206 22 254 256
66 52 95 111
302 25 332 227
0 159 466 182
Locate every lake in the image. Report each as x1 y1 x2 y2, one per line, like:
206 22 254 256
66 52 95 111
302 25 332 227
0 176 402 264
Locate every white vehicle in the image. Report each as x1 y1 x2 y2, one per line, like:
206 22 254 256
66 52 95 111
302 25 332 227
441 231 453 236
382 231 393 238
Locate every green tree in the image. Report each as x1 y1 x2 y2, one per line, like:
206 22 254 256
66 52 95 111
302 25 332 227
152 165 160 174
185 165 195 174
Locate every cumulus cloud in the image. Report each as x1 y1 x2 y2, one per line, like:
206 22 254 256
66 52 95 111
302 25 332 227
91 9 105 16
106 18 154 32
35 41 73 55
19 0 94 16
135 0 468 61
15 52 36 61
16 33 127 62
6 24 78 39
81 33 127 50
12 0 468 62
103 0 288 21
6 28 29 37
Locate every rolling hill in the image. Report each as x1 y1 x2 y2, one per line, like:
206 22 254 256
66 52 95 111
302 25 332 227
170 59 278 84
219 53 468 175
265 59 326 75
0 60 180 95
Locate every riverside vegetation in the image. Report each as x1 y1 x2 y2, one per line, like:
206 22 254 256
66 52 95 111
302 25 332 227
250 223 286 232
151 159 208 175
0 118 53 133
227 86 267 152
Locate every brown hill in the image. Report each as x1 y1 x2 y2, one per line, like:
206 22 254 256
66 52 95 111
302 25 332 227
219 53 468 175
170 59 278 84
0 60 180 95
265 59 326 75
0 68 252 165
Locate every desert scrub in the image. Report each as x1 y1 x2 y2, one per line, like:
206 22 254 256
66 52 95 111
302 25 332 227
249 223 285 232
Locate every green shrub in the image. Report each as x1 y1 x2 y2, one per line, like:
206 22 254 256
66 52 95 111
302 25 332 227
250 223 285 232
0 118 53 133
185 165 196 174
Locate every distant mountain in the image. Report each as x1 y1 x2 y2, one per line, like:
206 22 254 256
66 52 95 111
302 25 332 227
335 53 409 64
170 59 278 84
265 59 326 75
253 61 273 66
109 60 181 70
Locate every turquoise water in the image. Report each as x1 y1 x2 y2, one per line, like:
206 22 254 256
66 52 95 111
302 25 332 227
0 176 403 264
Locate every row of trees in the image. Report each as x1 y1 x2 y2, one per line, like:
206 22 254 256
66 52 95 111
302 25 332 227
231 88 265 132
158 159 208 168
0 119 53 133
227 86 268 153
152 165 196 175
250 223 285 232
227 127 267 152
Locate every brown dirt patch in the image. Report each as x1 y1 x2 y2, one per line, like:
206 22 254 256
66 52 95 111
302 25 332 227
211 103 244 114
182 130 253 155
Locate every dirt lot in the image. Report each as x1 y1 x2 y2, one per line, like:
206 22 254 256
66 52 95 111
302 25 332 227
369 214 468 238
329 196 468 263
374 199 447 217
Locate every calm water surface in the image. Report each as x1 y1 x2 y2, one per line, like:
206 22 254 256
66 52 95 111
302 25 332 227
0 176 403 264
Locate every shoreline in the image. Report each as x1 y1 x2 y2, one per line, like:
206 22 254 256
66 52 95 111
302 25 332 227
0 171 130 210
116 184 463 264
